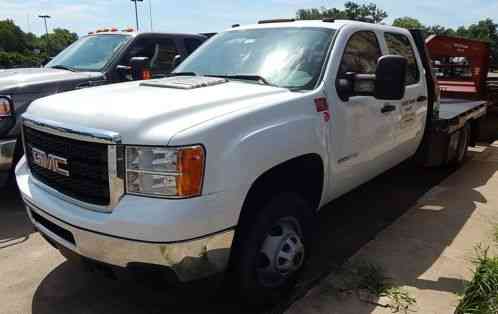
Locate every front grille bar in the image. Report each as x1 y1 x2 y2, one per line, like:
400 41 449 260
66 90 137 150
22 113 124 213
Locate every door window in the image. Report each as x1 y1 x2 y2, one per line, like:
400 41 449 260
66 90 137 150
123 37 178 76
339 31 382 76
184 38 204 54
384 33 420 85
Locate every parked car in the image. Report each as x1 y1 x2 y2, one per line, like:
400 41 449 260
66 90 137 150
0 30 207 186
15 20 486 305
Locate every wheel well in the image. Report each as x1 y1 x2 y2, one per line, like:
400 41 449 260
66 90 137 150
227 154 324 272
235 153 324 237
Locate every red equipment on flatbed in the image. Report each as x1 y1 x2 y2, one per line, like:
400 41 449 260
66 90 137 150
426 35 493 103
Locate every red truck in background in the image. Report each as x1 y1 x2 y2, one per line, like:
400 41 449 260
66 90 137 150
426 35 497 106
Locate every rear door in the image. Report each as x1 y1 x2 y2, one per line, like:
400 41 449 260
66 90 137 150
381 32 428 158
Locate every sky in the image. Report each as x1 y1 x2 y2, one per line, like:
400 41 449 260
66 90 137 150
0 0 497 36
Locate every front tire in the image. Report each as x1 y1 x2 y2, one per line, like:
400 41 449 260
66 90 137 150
233 193 311 306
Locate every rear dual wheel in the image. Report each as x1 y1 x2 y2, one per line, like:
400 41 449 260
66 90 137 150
452 123 471 166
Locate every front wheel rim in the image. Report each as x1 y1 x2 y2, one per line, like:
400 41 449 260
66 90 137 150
256 217 305 288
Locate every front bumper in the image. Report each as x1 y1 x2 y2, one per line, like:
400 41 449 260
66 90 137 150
24 198 234 282
16 157 239 283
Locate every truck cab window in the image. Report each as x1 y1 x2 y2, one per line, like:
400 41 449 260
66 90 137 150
339 31 382 75
123 38 179 77
384 33 420 85
184 38 203 54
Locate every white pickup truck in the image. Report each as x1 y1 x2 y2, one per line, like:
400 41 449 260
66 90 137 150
15 20 486 305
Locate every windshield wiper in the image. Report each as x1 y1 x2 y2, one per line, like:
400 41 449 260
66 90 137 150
206 74 272 86
49 65 77 72
168 72 197 77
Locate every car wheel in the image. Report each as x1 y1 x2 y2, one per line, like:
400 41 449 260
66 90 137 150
234 193 311 306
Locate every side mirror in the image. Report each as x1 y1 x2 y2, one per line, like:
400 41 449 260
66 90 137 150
336 55 407 101
172 54 184 69
116 64 131 77
374 55 407 100
130 56 151 80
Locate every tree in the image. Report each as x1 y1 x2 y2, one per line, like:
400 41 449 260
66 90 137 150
455 19 498 65
392 17 425 30
39 28 78 56
0 19 78 68
296 1 388 24
426 25 456 36
0 20 30 53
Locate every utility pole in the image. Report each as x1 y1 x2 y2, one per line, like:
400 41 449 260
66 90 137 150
26 14 31 33
130 0 143 31
38 15 51 57
149 0 153 32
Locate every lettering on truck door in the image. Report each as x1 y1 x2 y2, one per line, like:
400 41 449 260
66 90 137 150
382 32 428 159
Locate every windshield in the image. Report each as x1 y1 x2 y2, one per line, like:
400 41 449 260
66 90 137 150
46 34 131 72
175 27 336 90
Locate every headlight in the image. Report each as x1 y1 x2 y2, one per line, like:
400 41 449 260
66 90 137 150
0 96 13 119
125 145 205 198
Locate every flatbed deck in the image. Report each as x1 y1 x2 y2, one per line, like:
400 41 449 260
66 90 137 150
439 98 487 121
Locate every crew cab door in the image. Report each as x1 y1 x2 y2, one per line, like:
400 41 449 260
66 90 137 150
381 32 428 159
326 30 396 198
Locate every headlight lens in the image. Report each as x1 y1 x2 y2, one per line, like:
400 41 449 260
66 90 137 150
125 145 204 198
0 96 13 119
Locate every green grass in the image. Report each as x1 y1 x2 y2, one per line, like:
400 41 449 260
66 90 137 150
455 247 498 314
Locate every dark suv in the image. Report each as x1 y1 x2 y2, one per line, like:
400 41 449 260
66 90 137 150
0 30 207 186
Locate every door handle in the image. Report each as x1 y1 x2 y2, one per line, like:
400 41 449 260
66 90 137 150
381 104 396 114
417 95 428 102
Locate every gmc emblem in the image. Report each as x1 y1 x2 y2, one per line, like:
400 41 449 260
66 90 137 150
31 147 70 177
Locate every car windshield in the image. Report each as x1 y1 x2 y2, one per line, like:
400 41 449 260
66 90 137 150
175 27 336 90
46 34 131 72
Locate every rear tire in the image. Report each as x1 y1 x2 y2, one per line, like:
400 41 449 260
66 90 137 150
452 123 470 166
233 193 312 307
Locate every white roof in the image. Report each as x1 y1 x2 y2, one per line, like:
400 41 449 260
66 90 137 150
229 19 408 34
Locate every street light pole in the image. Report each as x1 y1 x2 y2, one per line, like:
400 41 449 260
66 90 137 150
131 0 143 31
149 0 153 32
38 15 51 57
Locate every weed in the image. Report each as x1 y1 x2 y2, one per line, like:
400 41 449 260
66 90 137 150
455 246 498 314
323 260 416 314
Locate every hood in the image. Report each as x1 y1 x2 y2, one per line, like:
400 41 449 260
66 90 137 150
26 77 295 145
0 67 102 94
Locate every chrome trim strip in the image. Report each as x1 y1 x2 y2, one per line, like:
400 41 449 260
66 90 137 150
108 145 125 210
126 169 180 176
22 113 125 213
23 113 121 144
